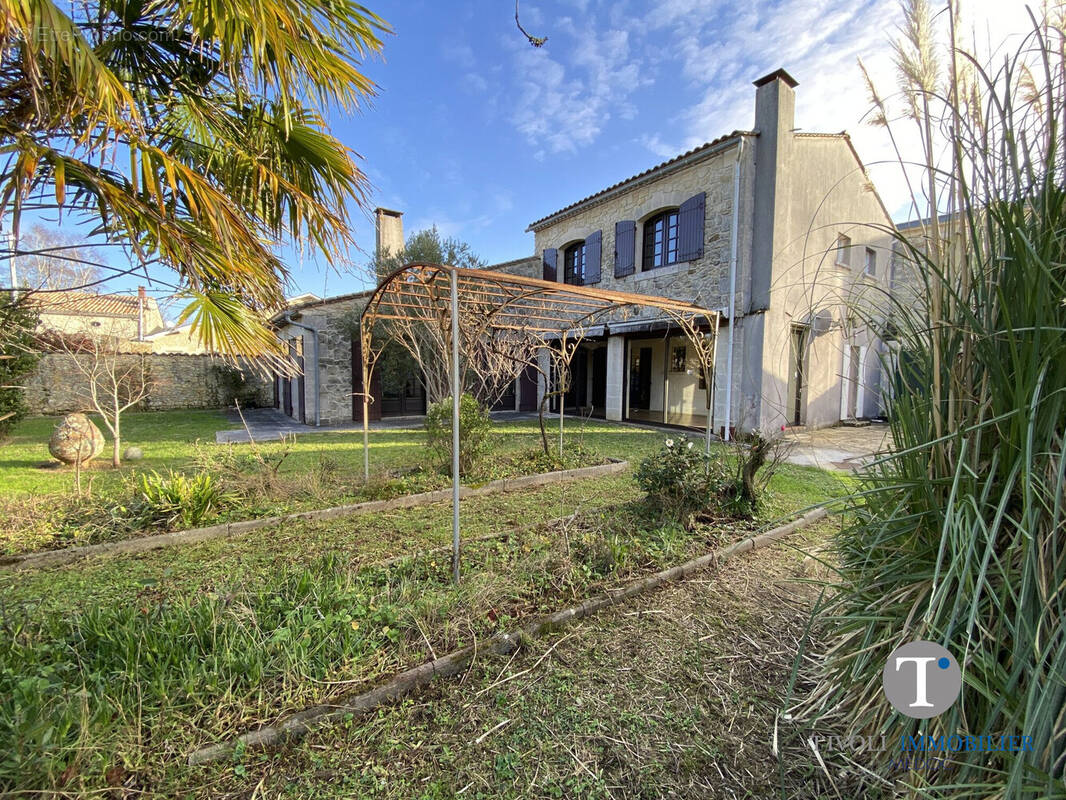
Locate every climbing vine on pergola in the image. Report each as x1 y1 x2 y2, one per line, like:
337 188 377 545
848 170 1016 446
359 263 721 583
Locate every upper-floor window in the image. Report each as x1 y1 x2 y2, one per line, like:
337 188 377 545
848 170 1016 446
835 233 852 267
864 247 877 276
642 209 680 270
563 241 587 285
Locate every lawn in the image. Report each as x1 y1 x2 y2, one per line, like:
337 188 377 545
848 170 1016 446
0 421 848 796
0 410 679 555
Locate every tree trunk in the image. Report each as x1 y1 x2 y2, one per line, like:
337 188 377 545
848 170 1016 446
112 413 121 468
537 390 550 455
740 434 770 505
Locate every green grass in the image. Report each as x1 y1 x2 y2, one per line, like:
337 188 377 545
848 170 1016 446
0 437 844 795
0 409 229 495
162 523 839 798
0 412 668 554
0 411 847 557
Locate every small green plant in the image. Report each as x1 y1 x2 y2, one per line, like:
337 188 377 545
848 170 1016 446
634 437 739 522
423 393 491 476
130 470 238 530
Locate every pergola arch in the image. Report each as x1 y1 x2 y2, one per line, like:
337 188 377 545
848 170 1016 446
359 262 721 583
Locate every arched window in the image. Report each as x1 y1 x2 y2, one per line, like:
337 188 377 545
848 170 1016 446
563 240 587 285
642 209 680 270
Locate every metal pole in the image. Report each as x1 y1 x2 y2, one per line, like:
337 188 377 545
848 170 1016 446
558 371 564 459
450 268 461 585
705 319 719 458
360 324 370 483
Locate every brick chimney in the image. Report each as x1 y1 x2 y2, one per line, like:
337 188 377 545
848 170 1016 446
374 207 404 261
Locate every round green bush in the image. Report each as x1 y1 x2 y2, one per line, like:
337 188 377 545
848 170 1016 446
634 437 733 521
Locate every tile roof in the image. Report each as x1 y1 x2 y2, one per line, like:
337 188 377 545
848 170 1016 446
526 130 753 232
30 290 147 317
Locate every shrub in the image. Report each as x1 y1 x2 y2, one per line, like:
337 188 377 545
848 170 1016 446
802 14 1066 797
0 298 39 437
635 437 733 521
128 470 237 530
211 364 265 409
423 393 491 476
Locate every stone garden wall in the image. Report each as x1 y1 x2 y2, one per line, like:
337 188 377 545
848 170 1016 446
24 353 273 415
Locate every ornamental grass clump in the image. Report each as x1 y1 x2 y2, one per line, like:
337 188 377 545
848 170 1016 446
800 8 1066 798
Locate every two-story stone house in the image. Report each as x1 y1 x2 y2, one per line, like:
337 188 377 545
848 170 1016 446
523 68 895 435
272 69 895 434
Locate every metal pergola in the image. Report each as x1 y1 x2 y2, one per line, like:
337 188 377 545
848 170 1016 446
359 263 721 583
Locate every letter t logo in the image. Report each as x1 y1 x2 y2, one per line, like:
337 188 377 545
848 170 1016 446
896 657 937 707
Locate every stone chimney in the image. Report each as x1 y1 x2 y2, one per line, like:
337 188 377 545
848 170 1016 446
749 68 798 313
753 68 797 144
137 285 147 340
375 207 404 261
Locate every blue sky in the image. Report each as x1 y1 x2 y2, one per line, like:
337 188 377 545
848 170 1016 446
24 0 1033 313
283 0 1030 300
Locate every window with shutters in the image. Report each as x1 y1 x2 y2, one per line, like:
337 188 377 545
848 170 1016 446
563 241 587 285
642 209 680 270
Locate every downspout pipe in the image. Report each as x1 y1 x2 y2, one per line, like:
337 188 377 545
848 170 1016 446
724 138 744 442
281 312 321 427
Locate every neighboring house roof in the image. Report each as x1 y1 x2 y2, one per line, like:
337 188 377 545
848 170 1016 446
30 290 154 318
897 212 956 231
526 130 754 232
285 292 322 307
271 289 374 323
484 255 540 274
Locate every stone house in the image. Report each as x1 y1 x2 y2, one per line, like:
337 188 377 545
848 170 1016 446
31 286 165 345
270 209 424 426
524 68 896 435
271 68 897 434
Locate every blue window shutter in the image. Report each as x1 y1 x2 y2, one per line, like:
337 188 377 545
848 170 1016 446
677 192 705 262
614 220 636 277
585 231 602 284
542 248 558 282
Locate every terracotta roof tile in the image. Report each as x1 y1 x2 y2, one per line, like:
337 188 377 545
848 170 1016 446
31 291 145 317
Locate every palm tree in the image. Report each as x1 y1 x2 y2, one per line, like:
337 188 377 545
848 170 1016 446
0 0 388 363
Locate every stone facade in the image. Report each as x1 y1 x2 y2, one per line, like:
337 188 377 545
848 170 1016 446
266 69 899 436
525 68 896 435
530 144 743 311
273 292 371 426
24 354 272 415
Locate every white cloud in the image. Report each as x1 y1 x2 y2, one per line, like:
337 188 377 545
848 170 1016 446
508 14 645 154
463 72 489 93
635 0 1035 220
442 41 475 68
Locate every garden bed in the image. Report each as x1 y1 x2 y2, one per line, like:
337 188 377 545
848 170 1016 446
0 494 827 794
1 458 628 570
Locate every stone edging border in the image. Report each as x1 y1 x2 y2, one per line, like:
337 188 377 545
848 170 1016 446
188 506 829 765
1 459 628 572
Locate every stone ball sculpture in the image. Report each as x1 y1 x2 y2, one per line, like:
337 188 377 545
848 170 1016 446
123 446 144 461
48 413 105 466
